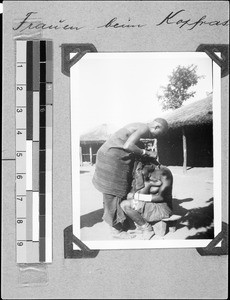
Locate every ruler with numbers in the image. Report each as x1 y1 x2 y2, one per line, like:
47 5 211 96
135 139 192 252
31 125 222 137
16 40 53 263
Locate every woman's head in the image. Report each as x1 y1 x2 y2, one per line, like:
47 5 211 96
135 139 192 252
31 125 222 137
148 118 168 138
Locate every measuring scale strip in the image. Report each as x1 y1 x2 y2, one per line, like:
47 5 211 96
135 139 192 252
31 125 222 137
16 40 53 263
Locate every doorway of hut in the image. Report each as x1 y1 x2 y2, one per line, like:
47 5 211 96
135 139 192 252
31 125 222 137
80 143 103 165
157 124 213 168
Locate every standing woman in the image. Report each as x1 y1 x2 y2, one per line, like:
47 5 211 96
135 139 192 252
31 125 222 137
92 118 168 238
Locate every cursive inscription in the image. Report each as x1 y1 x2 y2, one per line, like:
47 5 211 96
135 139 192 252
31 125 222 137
12 10 229 33
97 17 146 29
156 9 229 30
13 12 84 32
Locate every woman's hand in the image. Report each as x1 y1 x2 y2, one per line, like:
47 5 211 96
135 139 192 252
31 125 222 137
146 151 158 159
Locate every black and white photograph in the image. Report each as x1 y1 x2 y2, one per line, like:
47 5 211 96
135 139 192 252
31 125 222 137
71 52 221 250
2 0 228 298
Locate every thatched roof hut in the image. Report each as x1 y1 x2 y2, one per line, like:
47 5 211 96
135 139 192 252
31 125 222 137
80 123 116 144
80 124 117 164
158 95 213 171
162 95 213 129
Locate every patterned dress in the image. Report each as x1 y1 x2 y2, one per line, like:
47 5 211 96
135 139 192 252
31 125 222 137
93 127 136 198
92 126 139 226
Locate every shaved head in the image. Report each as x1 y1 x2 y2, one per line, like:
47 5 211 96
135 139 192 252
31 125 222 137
153 118 168 134
147 118 169 138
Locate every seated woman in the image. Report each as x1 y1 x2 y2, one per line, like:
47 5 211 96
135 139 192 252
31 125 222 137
120 162 173 239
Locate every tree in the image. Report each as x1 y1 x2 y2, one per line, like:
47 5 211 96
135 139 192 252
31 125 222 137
157 65 204 111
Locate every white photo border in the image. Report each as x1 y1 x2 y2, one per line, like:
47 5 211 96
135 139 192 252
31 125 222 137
70 52 221 250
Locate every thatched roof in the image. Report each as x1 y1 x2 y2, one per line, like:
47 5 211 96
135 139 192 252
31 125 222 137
162 95 213 129
80 123 117 143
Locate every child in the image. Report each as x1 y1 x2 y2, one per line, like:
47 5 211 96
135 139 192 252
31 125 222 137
120 162 173 239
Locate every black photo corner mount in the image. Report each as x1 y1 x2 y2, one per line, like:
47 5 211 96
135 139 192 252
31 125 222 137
61 43 98 77
62 43 99 258
63 43 228 258
64 225 99 259
195 44 229 256
196 222 228 256
196 44 229 78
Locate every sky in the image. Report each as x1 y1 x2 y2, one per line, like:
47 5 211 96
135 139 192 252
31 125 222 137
71 52 213 134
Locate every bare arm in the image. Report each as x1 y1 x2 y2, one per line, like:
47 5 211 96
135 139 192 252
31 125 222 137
123 125 153 156
137 181 161 194
150 176 172 203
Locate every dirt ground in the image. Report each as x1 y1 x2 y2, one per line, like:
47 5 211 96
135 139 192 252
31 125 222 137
79 164 214 241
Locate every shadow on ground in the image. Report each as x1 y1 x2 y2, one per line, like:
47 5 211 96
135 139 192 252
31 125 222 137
80 208 104 228
172 197 214 239
172 197 194 215
80 198 214 239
